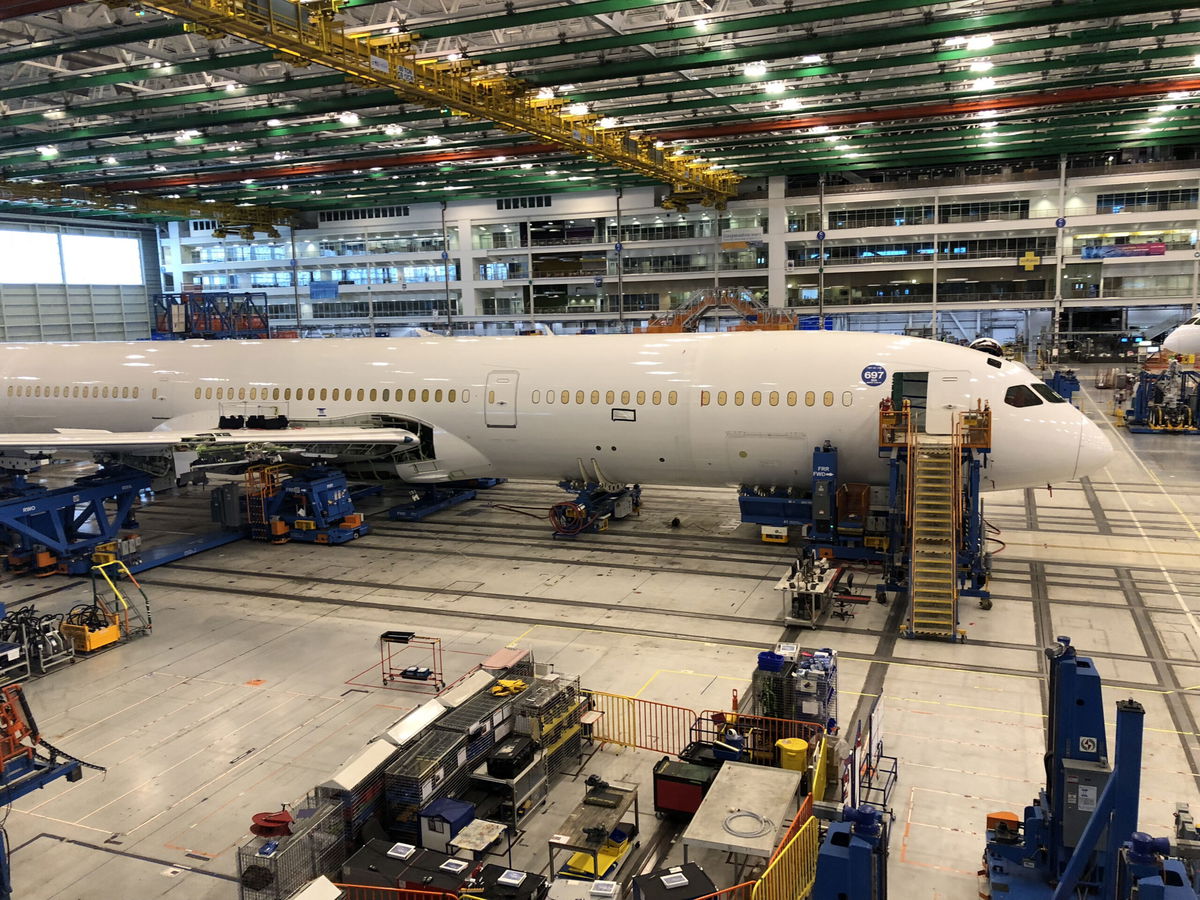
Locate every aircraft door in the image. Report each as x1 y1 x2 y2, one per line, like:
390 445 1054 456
924 370 973 434
484 370 519 428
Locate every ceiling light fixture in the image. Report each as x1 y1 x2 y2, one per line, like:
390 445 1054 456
152 164 167 172
1194 54 1200 67
175 129 200 143
101 155 118 165
225 82 240 92
536 87 555 100
744 61 767 77
765 81 786 94
383 123 405 135
695 17 709 29
520 162 534 169
446 50 463 62
339 111 361 126
425 135 442 145
972 77 997 90
267 118 283 127
976 109 998 119
800 54 823 64
965 35 994 51
811 125 830 134
979 121 996 130
559 84 576 92
492 155 508 163
779 97 802 111
36 145 59 158
567 102 589 116
969 60 993 72
42 109 65 120
598 116 618 128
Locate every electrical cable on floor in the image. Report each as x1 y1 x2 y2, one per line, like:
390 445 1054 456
722 810 773 838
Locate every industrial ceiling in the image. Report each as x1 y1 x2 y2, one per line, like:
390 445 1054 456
1 0 1198 222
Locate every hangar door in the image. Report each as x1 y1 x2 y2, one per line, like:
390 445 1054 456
485 370 519 428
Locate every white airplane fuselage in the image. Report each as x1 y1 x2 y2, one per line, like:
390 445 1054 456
0 332 1112 491
1163 316 1200 355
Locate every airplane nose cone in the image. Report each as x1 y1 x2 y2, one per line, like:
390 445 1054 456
1074 413 1114 479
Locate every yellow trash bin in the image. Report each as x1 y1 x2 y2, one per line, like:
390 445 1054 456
777 737 809 771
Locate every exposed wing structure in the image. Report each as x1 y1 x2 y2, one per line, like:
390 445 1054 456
0 426 419 455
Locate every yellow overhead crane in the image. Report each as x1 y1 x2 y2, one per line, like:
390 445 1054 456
0 178 296 236
99 0 741 210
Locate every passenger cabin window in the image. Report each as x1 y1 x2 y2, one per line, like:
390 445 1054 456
1031 384 1067 404
805 391 815 407
546 390 554 404
606 390 615 405
717 391 727 406
561 390 569 404
621 391 630 405
368 389 375 402
823 391 834 407
668 390 677 406
842 392 853 407
462 389 470 402
532 390 541 404
422 389 429 402
769 391 779 407
332 389 340 401
590 390 600 405
751 391 761 406
701 390 711 406
652 390 661 405
409 389 417 402
576 390 585 405
636 390 646 405
734 391 744 406
1005 384 1043 408
382 389 390 401
448 389 455 403
435 389 443 402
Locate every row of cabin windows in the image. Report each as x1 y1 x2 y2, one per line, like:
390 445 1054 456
528 389 680 407
523 388 852 408
701 389 851 408
193 385 471 404
8 384 142 399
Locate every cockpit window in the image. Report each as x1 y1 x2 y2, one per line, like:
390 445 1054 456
1031 384 1067 404
1004 384 1043 408
1188 316 1200 325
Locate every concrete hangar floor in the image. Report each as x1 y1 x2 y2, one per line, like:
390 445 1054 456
3 372 1199 900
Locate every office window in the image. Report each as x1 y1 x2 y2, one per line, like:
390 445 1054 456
734 391 744 406
751 391 761 406
668 390 677 406
823 391 834 406
805 391 815 406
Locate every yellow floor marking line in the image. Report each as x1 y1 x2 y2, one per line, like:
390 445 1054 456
632 669 747 699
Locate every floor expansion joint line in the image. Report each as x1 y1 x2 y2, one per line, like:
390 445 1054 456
13 833 239 882
157 564 783 627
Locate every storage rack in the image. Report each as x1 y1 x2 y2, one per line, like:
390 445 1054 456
437 690 515 764
794 649 838 729
383 727 469 840
316 742 400 847
468 749 549 831
237 796 346 900
514 674 584 778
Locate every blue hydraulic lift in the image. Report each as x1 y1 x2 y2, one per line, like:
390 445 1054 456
0 683 104 900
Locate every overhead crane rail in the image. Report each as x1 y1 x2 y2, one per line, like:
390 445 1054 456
0 177 294 235
100 0 741 208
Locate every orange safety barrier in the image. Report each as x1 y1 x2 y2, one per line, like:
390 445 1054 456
334 887 458 900
693 710 824 766
583 689 697 754
693 882 757 900
769 794 814 863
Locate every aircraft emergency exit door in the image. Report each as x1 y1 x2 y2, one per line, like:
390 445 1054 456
485 371 519 428
924 370 973 434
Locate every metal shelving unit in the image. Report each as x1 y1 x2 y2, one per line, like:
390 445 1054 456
468 750 549 832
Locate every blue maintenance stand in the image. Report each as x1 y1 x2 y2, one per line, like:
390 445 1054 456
1126 366 1200 434
812 806 888 900
550 481 641 538
0 468 151 576
388 486 477 521
1046 369 1081 402
982 637 1198 899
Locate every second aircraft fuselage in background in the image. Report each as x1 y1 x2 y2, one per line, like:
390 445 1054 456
0 331 1112 491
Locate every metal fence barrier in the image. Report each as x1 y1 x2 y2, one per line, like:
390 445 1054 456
750 816 821 900
583 690 698 754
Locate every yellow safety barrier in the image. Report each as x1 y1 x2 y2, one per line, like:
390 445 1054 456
751 816 821 900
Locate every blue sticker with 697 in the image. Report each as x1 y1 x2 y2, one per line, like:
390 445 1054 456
861 364 887 387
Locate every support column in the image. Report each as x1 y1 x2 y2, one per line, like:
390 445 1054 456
766 176 787 308
1052 154 1068 361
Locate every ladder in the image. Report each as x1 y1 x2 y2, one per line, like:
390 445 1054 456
91 560 152 639
906 434 961 639
244 465 287 541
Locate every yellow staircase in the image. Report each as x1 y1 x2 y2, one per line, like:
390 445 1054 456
906 436 961 639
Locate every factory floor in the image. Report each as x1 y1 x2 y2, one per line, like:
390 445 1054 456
4 370 1200 900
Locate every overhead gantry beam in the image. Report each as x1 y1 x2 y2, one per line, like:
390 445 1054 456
97 0 740 209
0 179 296 232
